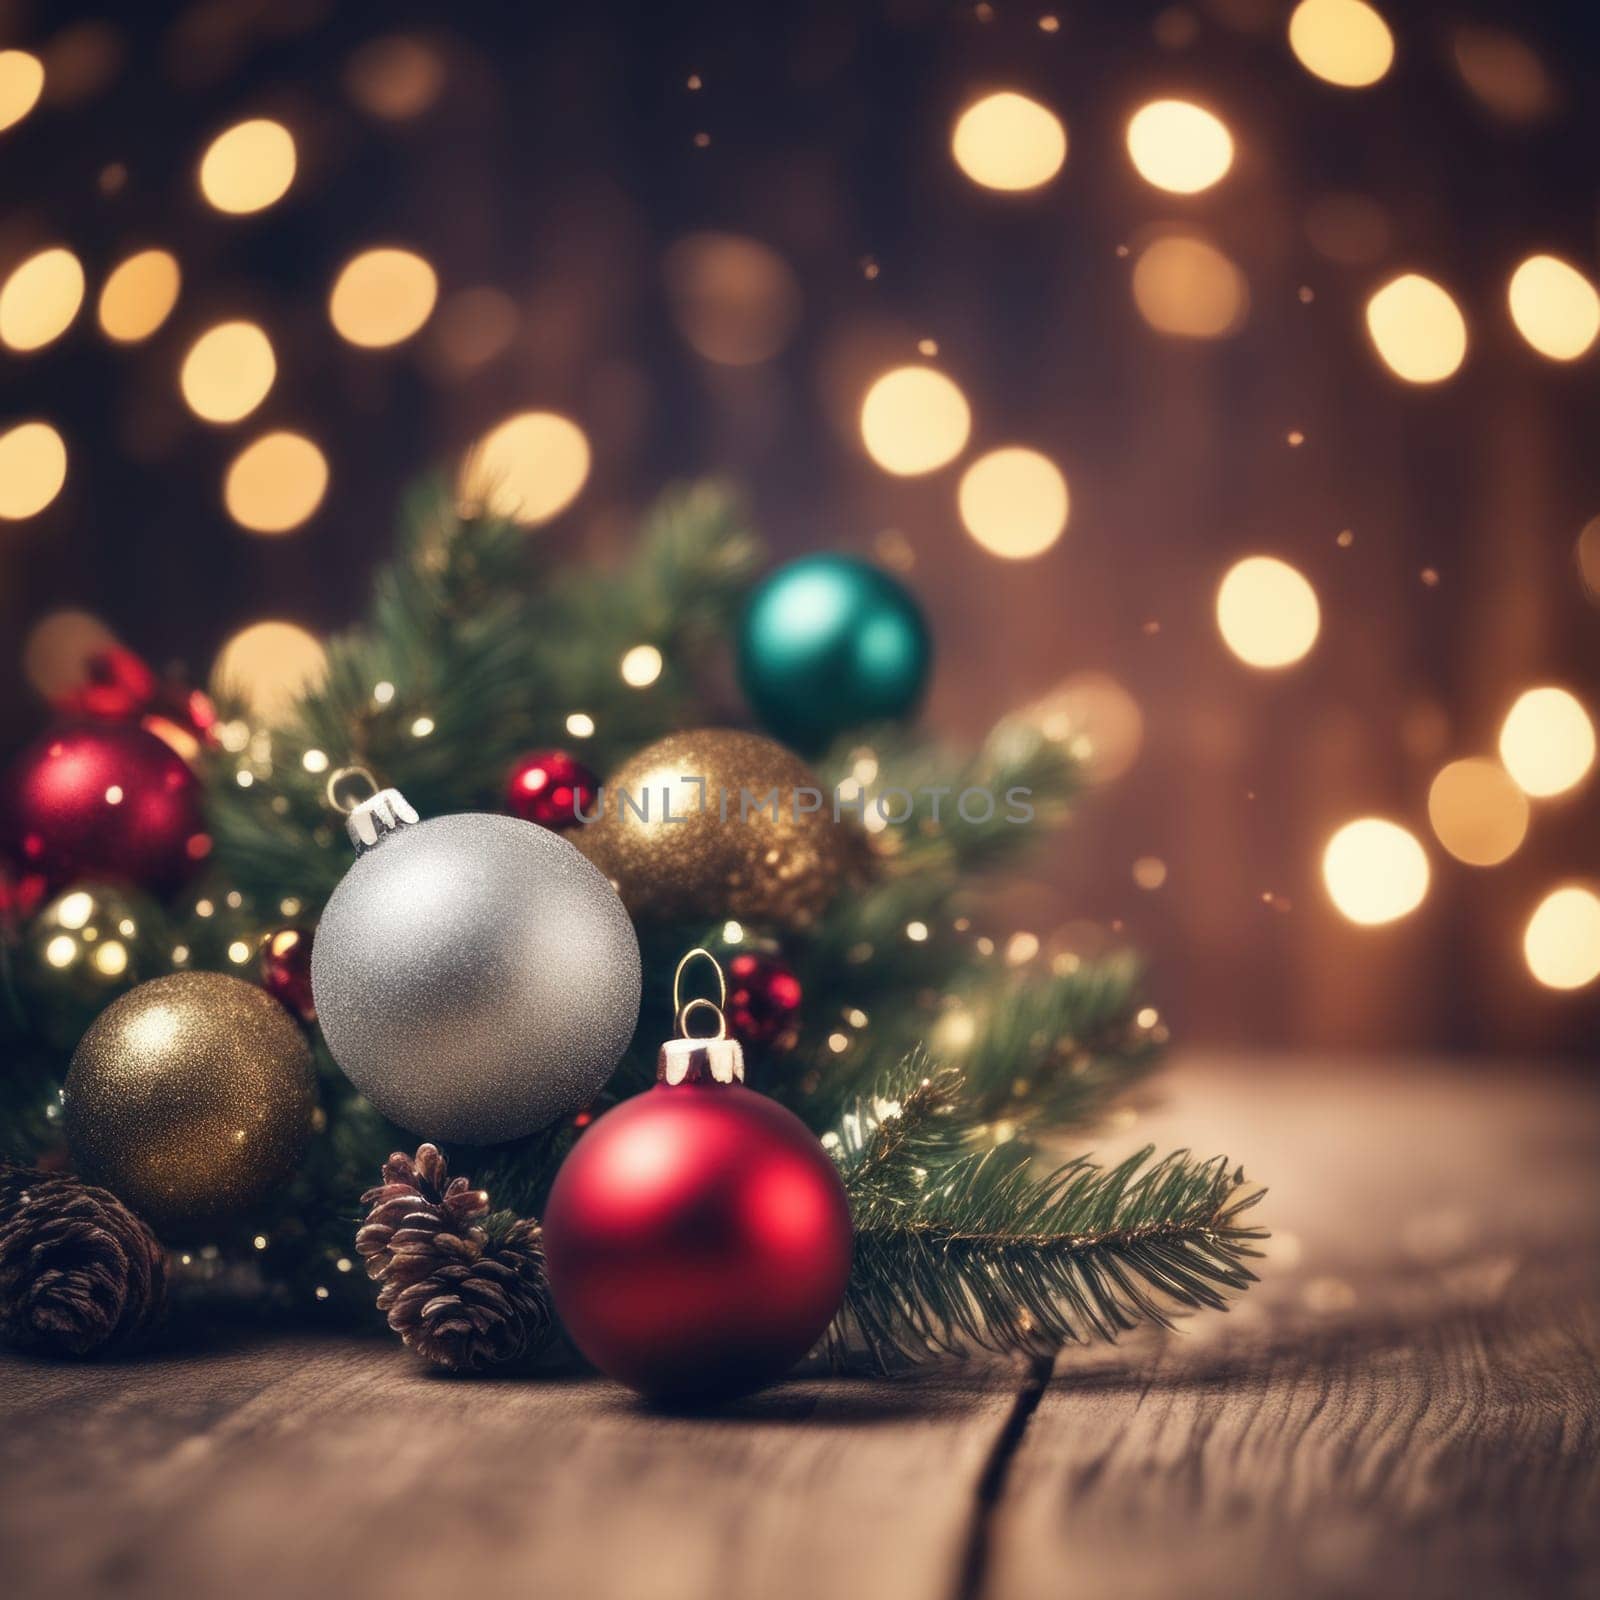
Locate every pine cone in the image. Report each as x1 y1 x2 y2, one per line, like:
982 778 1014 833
0 1162 167 1357
357 1144 552 1372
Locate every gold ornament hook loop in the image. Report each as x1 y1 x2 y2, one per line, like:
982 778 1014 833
673 947 727 1038
326 766 380 815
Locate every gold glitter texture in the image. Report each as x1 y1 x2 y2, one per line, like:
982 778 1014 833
65 971 316 1234
575 729 844 930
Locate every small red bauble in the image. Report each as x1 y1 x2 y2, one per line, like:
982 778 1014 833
49 645 218 754
725 950 802 1053
260 925 316 1024
543 1032 852 1401
504 748 600 832
6 725 209 894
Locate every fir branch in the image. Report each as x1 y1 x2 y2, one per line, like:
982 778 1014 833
954 954 1163 1129
831 1079 1265 1369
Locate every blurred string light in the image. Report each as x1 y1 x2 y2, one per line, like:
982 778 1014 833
0 422 67 519
1498 686 1595 797
1126 100 1233 194
957 447 1069 559
0 49 45 132
22 609 118 697
620 644 663 688
460 412 591 526
0 248 85 351
1287 0 1395 89
1426 758 1529 866
950 92 1067 192
859 366 971 475
199 119 296 214
224 432 328 534
1025 672 1143 782
429 286 519 375
1524 887 1600 990
97 249 181 343
1131 234 1249 338
1576 517 1600 604
1450 25 1555 123
1506 255 1600 362
1323 818 1429 926
1365 274 1467 383
1215 556 1320 668
212 621 328 722
663 232 801 366
344 35 445 120
329 248 438 348
180 321 276 422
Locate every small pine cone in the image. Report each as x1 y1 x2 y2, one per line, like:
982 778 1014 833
357 1144 552 1372
0 1162 167 1358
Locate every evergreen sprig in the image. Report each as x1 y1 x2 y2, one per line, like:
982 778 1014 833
826 1055 1264 1369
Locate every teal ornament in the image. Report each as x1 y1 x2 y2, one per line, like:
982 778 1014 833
737 554 931 752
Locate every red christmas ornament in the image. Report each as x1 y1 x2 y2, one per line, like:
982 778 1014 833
504 748 600 832
725 950 803 1053
260 925 316 1024
48 645 218 754
544 958 851 1401
5 725 209 894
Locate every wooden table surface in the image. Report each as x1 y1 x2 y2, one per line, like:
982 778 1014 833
4 1055 1598 1600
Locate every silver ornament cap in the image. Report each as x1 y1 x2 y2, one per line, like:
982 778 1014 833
311 785 642 1144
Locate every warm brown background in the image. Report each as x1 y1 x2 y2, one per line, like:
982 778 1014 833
1 0 1596 1055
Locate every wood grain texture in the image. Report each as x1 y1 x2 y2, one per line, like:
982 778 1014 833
3 1056 1597 1600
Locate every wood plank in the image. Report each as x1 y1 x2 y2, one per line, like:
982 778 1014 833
3 1056 1598 1600
1 1331 1028 1600
986 1056 1600 1600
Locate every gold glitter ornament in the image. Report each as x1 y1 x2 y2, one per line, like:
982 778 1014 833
64 971 316 1234
574 729 844 929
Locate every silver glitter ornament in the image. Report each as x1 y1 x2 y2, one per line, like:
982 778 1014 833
311 786 641 1144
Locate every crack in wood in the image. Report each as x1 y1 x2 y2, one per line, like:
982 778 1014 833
951 1351 1056 1600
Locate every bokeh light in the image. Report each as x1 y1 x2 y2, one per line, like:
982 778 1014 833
1323 819 1430 926
1426 757 1529 866
1524 887 1600 990
198 119 297 214
1498 687 1595 798
1287 0 1395 89
344 35 445 121
859 366 971 475
1365 274 1468 383
97 249 181 343
1215 557 1320 668
1576 517 1600 605
957 447 1069 560
180 321 276 422
328 248 438 348
22 610 119 698
224 433 329 534
0 422 67 519
1131 234 1249 339
1451 25 1555 123
1507 255 1600 362
1025 672 1144 782
429 287 519 376
620 644 664 688
0 248 86 351
212 621 328 722
950 92 1067 192
663 232 801 366
460 411 591 526
0 49 45 133
1126 100 1233 194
